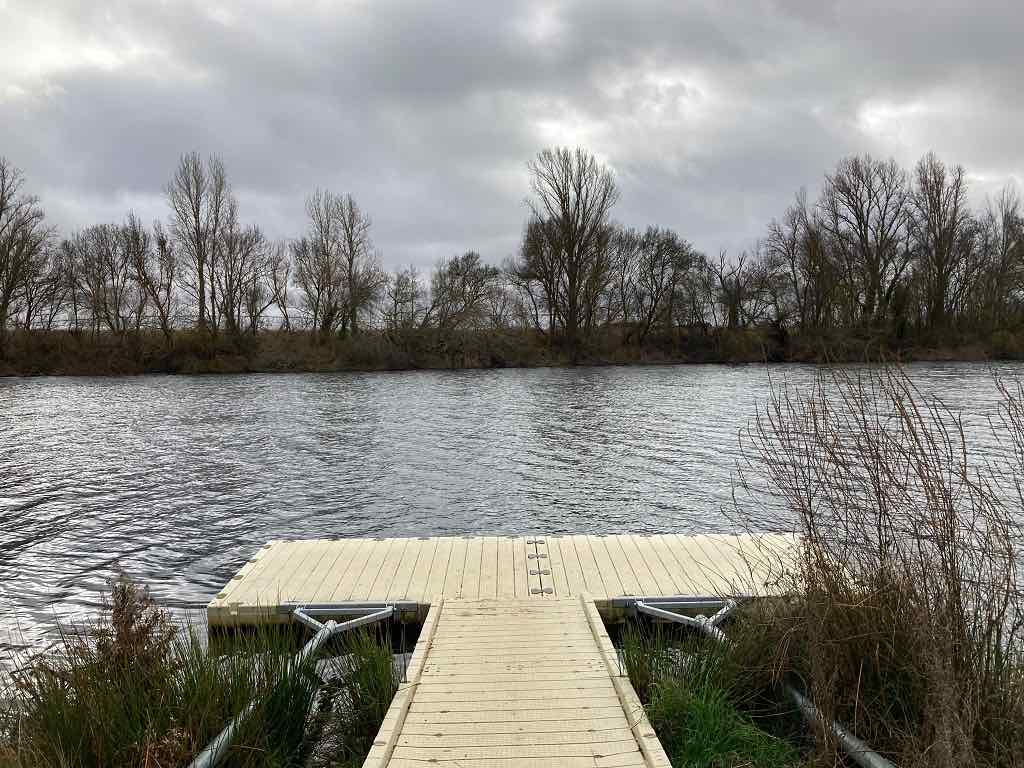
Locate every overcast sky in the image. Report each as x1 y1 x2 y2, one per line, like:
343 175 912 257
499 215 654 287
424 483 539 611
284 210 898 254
1 0 1022 270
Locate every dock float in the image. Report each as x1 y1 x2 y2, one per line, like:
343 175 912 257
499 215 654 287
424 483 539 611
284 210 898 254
208 533 796 767
208 533 794 626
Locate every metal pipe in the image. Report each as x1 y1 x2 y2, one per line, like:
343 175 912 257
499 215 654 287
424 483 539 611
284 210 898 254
292 607 325 632
786 686 897 768
280 600 421 613
635 600 729 644
631 599 896 768
187 606 394 768
610 595 739 610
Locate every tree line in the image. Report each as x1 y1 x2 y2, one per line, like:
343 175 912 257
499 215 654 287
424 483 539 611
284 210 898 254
1 147 1022 366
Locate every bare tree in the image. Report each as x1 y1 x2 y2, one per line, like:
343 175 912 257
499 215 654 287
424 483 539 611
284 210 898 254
335 194 385 334
383 266 424 331
421 251 501 331
212 198 270 335
523 147 619 355
293 190 345 338
973 185 1024 331
166 153 229 331
0 158 50 356
633 227 694 342
820 155 913 325
68 221 147 337
132 219 178 346
268 241 293 331
767 190 840 330
908 152 977 331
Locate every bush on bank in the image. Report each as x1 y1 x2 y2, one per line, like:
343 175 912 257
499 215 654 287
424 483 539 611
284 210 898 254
1 326 1022 376
731 368 1024 767
0 580 399 768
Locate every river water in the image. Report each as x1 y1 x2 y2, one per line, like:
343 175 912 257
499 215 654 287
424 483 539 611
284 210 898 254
1 362 1021 661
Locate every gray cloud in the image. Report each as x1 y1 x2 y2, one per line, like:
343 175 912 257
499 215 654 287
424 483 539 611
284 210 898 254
1 0 1021 268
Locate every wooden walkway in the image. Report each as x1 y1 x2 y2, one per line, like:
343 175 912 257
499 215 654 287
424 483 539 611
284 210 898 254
207 533 797 767
208 533 794 626
363 596 671 768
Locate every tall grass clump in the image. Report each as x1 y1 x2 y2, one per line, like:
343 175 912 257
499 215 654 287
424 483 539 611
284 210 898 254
308 629 400 768
620 621 803 767
735 367 1024 767
0 579 400 768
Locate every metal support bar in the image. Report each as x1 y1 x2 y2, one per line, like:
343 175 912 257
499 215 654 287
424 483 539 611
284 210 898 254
187 605 394 768
292 607 325 632
632 599 896 768
786 686 897 768
610 595 739 611
280 601 421 613
635 600 729 644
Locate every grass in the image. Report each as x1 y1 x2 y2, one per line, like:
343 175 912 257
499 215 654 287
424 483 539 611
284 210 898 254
620 622 804 768
0 580 400 768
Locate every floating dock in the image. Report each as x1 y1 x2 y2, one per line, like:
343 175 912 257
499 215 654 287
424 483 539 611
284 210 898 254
208 533 796 767
208 533 794 626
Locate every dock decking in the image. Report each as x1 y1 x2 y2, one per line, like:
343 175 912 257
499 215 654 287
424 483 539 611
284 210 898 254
208 533 794 626
208 533 797 767
363 596 671 768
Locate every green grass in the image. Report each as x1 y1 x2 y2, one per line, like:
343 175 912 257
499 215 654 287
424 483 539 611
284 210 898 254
620 622 803 768
308 629 400 768
0 580 399 768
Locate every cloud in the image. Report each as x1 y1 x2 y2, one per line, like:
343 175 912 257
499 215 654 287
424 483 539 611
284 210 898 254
1 0 1021 268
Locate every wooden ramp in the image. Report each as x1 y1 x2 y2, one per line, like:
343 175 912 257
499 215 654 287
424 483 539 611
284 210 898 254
208 533 794 626
363 596 671 768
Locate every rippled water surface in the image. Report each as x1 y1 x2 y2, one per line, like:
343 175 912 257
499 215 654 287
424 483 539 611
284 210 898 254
2 362 1021 659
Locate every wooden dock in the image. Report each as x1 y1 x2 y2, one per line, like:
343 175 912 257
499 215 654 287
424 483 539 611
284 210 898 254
363 596 671 767
208 533 794 626
208 533 796 767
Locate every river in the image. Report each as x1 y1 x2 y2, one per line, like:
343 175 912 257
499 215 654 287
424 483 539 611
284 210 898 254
1 361 1020 661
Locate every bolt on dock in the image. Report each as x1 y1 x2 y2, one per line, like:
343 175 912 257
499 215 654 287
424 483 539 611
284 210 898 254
208 533 795 767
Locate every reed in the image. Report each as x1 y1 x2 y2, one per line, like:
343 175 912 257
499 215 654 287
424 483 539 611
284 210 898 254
734 366 1024 767
620 620 803 767
0 580 399 768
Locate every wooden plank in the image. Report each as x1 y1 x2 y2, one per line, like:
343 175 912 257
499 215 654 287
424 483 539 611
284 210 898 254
614 535 661 596
644 534 688 595
496 536 515 598
385 538 422 601
420 536 454 600
571 535 610 598
549 535 585 597
307 539 361 603
348 537 398 600
403 708 628 724
390 742 640 760
442 537 469 598
326 538 377 601
387 757 647 768
459 536 484 599
477 536 498 600
370 537 410 600
589 535 631 596
627 535 678 596
400 717 629 733
399 537 436 602
511 536 528 598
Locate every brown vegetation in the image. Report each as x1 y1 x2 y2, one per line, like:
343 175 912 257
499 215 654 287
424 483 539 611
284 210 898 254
732 368 1024 766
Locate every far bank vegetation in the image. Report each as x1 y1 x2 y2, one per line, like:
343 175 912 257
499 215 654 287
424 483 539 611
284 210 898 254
1 147 1023 374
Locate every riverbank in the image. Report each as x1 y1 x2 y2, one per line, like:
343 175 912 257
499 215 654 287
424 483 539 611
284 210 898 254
2 326 1021 376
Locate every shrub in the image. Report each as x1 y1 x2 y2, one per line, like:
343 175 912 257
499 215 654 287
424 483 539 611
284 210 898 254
735 367 1024 767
